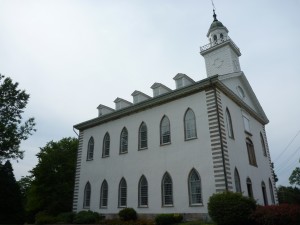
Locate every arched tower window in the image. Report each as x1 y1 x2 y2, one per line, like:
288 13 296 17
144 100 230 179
102 132 110 157
139 122 148 149
100 180 108 208
118 178 127 207
138 175 148 207
87 137 94 160
269 178 275 204
213 34 217 42
234 168 242 193
162 172 173 206
160 116 171 145
261 181 268 206
184 108 197 140
220 33 224 40
260 132 267 156
246 138 257 166
120 127 128 154
83 182 91 208
246 178 253 198
225 108 234 139
188 169 202 205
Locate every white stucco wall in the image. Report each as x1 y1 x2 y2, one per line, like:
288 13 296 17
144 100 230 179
77 92 217 215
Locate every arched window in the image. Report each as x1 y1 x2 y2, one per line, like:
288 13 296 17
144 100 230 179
102 132 110 157
120 127 128 154
220 33 224 40
83 182 91 208
213 34 217 42
246 178 253 198
234 168 242 193
87 137 94 160
261 181 268 206
100 180 108 208
225 108 234 139
162 172 173 206
118 178 127 207
269 178 275 204
184 109 197 140
139 122 148 150
246 138 257 166
138 175 148 207
160 116 171 145
188 169 202 205
260 132 267 156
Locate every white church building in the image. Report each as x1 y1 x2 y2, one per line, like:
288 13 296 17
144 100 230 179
73 11 277 219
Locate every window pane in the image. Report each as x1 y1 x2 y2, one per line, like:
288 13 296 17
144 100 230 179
100 181 108 207
163 174 173 205
139 123 147 149
87 137 94 160
139 176 148 206
161 117 171 144
103 133 110 157
185 109 196 139
119 179 127 207
189 170 202 205
120 128 128 153
84 183 91 208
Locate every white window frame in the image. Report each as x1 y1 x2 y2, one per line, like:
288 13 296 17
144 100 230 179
87 137 94 161
102 132 110 157
160 116 171 145
225 108 234 139
234 168 242 193
188 169 202 206
120 127 128 154
184 108 197 140
139 122 148 150
83 182 91 208
118 178 127 208
162 172 173 206
138 175 148 207
100 180 108 208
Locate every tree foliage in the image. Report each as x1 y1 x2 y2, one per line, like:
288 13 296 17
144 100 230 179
0 74 36 161
0 160 24 224
289 167 300 186
26 137 78 216
277 185 300 204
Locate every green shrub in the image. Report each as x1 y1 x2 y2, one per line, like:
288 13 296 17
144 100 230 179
73 210 100 224
35 211 57 225
118 208 137 221
251 204 300 225
56 212 75 224
208 191 256 225
155 213 183 225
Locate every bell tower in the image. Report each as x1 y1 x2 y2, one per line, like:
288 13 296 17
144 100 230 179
200 10 242 77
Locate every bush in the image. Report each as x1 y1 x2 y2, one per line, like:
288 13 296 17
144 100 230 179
251 204 300 225
155 213 183 225
118 208 137 221
73 210 100 224
100 218 155 225
56 212 75 224
35 211 57 225
208 191 256 225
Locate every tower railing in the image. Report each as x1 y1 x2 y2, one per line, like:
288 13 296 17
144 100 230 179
200 36 240 53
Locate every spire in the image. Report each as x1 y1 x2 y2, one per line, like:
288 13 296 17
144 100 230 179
213 9 218 22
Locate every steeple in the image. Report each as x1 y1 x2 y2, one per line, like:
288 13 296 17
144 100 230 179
200 10 242 77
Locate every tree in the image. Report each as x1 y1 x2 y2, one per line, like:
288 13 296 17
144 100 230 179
289 167 300 186
271 162 278 183
277 185 300 204
26 137 78 216
0 160 24 224
0 74 36 161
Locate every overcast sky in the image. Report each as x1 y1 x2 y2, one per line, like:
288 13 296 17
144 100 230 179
1 0 299 187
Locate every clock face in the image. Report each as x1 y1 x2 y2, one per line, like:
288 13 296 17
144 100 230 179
212 58 224 68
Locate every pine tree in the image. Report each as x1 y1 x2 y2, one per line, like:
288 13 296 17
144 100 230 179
0 160 24 224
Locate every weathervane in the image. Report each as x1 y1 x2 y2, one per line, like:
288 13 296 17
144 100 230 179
211 0 218 21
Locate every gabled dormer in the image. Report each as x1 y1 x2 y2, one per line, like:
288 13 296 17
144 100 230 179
150 82 172 97
173 73 195 89
131 90 151 104
97 104 115 117
200 10 241 77
114 97 133 110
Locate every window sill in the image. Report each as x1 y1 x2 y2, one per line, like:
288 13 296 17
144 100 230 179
138 205 149 208
86 159 93 161
102 155 110 158
119 152 128 155
100 206 107 209
249 163 258 168
118 206 127 208
185 137 197 141
160 142 171 146
162 204 174 207
244 131 252 136
189 203 204 207
138 147 148 151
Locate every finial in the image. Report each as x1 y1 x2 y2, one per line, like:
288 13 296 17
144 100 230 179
213 9 218 21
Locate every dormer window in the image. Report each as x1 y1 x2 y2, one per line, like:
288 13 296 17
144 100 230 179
173 73 195 89
151 83 172 97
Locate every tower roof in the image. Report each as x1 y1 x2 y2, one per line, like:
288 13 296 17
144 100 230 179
207 10 228 37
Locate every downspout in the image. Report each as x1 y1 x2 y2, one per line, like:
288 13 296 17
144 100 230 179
211 79 229 191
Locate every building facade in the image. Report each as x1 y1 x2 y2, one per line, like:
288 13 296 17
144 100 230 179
73 11 277 219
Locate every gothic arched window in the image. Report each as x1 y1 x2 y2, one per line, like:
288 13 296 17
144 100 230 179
87 137 94 160
162 172 173 206
139 122 148 150
138 175 148 207
184 108 197 140
118 178 127 207
160 116 171 145
100 180 108 208
226 108 234 139
188 169 202 205
83 182 91 208
102 132 110 157
234 168 242 193
120 127 128 154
